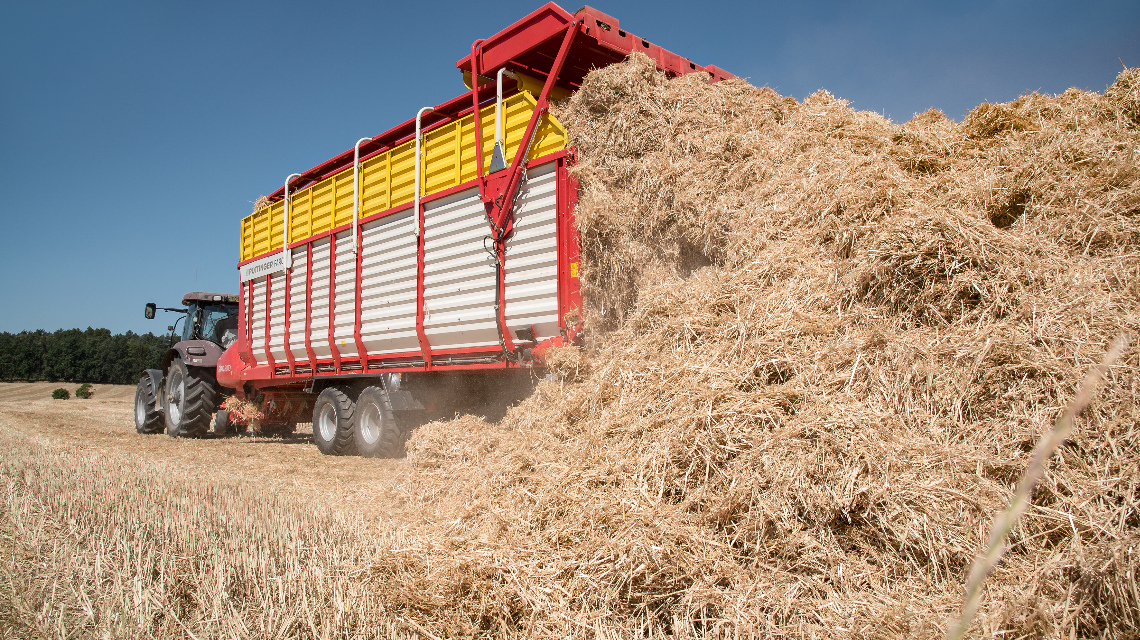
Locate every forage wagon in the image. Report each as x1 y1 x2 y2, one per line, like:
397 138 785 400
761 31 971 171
136 3 733 456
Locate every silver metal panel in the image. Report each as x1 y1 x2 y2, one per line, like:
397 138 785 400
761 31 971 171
267 271 288 362
287 246 308 362
422 187 500 350
504 162 560 341
256 160 561 368
308 238 332 360
332 232 358 358
359 209 421 355
249 276 268 365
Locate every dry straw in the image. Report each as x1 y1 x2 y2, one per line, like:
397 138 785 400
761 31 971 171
398 56 1140 637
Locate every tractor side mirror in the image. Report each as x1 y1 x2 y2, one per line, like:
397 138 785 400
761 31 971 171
144 303 156 319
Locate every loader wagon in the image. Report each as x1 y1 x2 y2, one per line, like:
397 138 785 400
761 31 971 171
213 2 733 456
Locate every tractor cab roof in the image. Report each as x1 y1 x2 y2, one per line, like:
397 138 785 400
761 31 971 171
181 292 239 306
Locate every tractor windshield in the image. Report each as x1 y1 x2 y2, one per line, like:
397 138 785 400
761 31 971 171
199 304 240 348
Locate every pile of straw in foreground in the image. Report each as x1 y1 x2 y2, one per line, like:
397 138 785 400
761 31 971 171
394 56 1140 637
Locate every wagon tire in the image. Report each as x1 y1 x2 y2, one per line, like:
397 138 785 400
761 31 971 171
354 385 406 458
312 387 356 455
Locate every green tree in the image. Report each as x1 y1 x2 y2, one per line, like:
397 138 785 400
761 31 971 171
0 329 165 384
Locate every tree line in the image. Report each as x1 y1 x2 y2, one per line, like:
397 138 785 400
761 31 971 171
0 328 165 385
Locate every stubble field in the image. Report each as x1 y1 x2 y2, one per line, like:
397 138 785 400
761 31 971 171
0 382 432 639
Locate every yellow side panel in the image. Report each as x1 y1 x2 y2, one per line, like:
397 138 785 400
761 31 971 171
241 217 252 260
270 201 285 251
289 192 310 243
333 172 355 228
360 154 389 217
238 91 567 262
310 180 334 236
388 143 415 207
423 123 459 193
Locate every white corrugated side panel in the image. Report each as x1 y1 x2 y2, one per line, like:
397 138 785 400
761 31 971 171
504 162 560 341
308 238 332 359
267 272 288 363
249 276 268 364
287 246 308 362
422 186 500 350
359 209 420 355
332 232 358 358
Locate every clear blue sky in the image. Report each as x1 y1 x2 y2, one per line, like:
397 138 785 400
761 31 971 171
2 0 1137 335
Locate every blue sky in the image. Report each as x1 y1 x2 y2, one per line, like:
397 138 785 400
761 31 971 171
2 0 1137 335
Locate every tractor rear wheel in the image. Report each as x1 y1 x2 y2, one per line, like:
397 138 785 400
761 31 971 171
312 386 355 455
134 375 164 434
163 358 218 438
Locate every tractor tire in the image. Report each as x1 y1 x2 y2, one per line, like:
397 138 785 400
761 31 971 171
163 358 218 438
353 385 406 458
134 375 164 434
312 386 356 456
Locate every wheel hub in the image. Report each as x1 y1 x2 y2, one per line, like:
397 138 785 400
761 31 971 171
136 392 147 425
168 376 184 426
318 404 337 442
360 404 381 445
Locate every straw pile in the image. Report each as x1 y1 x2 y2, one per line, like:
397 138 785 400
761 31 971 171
392 56 1140 637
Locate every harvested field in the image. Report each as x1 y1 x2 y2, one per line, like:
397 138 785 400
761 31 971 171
3 59 1139 639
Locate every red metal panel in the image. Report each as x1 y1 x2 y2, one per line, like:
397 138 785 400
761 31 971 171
558 157 583 333
244 280 257 366
485 20 578 237
481 20 578 358
284 263 295 369
456 4 734 89
471 38 486 194
457 3 575 75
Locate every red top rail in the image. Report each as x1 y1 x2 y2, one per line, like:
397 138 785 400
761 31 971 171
457 4 733 89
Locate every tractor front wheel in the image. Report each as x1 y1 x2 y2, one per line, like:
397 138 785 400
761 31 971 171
134 375 164 434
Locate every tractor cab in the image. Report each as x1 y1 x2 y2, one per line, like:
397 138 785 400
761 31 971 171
145 292 239 349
